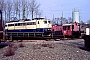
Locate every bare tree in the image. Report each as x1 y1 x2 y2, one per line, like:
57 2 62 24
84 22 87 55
21 0 26 19
14 0 30 20
62 18 68 24
68 17 72 23
80 20 85 24
25 0 30 19
1 0 41 21
35 9 42 18
0 0 5 22
13 0 19 19
0 0 4 11
7 0 13 21
38 10 42 18
0 0 8 24
13 0 21 20
3 1 7 21
29 0 40 19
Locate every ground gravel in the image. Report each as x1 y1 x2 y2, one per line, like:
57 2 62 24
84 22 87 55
0 41 90 60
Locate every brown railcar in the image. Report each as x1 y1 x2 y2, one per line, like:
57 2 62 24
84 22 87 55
0 10 3 39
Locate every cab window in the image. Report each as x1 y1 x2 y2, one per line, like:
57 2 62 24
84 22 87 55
15 23 18 26
68 26 70 30
27 22 36 25
72 25 74 29
48 21 51 24
63 26 66 30
33 22 36 25
8 24 14 26
44 21 47 24
18 23 22 26
5 25 7 27
27 22 32 25
38 21 39 24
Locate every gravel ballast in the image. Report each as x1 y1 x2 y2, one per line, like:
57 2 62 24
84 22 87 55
0 41 90 60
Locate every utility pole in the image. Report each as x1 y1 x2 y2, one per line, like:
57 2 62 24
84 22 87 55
32 10 34 20
62 11 63 18
61 11 63 25
53 14 54 21
45 16 47 19
22 0 26 20
53 14 55 24
23 6 25 20
61 5 63 25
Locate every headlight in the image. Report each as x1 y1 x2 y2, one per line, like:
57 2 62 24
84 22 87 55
48 29 51 30
48 29 50 30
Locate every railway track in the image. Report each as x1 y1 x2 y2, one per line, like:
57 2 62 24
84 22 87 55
6 34 77 40
4 38 80 43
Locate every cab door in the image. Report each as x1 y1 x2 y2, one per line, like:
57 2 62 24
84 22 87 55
36 20 41 32
36 20 40 28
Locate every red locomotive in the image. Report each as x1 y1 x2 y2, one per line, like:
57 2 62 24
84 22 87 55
52 25 63 35
52 22 81 38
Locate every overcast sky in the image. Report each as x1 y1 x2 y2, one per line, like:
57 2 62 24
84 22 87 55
38 0 90 22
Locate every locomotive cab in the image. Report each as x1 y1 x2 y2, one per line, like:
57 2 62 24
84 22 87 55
62 24 72 36
62 22 80 38
35 18 52 35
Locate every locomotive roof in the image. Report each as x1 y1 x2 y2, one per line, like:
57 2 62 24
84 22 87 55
32 18 51 21
32 18 45 20
5 18 51 25
5 20 36 25
62 24 72 26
